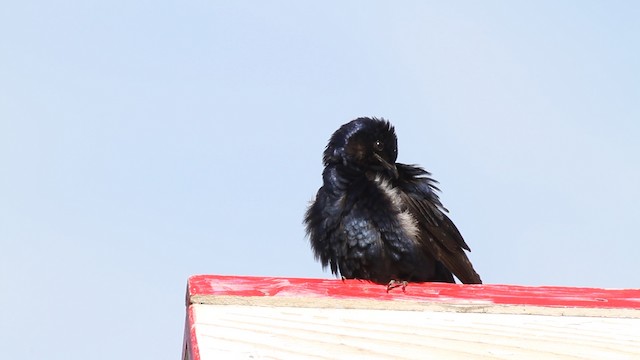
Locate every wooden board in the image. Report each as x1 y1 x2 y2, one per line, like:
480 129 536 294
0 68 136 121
182 275 640 359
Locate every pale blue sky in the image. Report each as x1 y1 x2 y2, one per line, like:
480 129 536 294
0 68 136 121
1 2 639 359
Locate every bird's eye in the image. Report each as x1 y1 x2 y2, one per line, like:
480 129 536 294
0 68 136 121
374 140 384 151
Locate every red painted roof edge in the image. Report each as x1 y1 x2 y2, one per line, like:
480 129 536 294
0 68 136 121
187 274 640 310
182 305 200 360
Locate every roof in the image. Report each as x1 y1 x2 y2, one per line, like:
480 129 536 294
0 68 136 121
182 275 640 359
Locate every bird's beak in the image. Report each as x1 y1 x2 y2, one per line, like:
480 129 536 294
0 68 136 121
374 153 399 179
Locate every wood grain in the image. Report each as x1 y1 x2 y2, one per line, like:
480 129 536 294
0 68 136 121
191 304 640 359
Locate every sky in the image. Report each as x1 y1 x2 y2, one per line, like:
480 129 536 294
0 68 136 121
1 1 639 359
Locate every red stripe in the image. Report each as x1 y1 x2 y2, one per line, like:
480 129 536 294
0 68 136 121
181 305 200 360
187 274 640 310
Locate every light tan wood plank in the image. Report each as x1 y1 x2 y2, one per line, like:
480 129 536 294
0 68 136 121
192 304 640 359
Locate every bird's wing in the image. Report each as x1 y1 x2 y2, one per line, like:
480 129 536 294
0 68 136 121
305 165 355 276
396 163 482 284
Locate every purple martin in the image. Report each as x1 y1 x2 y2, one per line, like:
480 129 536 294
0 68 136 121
304 117 482 288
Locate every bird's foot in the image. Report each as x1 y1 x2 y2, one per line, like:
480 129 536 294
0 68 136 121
386 280 408 293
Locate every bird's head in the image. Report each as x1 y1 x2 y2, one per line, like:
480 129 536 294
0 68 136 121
324 117 399 178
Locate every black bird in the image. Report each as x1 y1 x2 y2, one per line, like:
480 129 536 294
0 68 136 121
304 117 482 288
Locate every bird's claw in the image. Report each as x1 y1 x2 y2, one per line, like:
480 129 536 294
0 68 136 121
386 280 408 293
